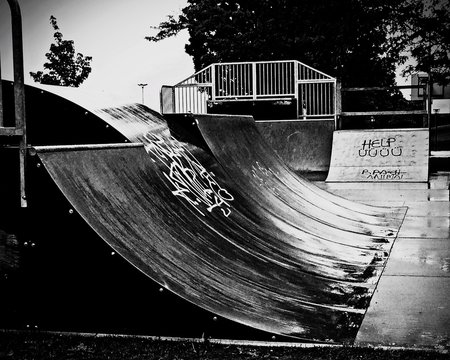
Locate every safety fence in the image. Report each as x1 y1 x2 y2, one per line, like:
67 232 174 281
161 60 336 120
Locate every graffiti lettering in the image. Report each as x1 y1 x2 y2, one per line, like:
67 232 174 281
361 137 396 150
144 132 234 217
358 137 402 158
361 168 405 181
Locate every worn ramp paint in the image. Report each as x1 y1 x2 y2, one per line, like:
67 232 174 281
326 128 429 182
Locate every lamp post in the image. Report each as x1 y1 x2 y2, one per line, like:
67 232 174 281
138 83 148 104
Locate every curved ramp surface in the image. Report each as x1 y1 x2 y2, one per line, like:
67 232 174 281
165 114 406 233
29 92 406 343
35 142 374 342
255 119 334 172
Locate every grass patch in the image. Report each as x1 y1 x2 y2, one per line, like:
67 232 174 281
0 331 447 360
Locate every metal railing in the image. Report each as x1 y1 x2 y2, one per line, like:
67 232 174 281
161 60 336 120
337 83 429 130
0 0 27 207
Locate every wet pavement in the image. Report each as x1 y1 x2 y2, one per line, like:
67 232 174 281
319 174 450 350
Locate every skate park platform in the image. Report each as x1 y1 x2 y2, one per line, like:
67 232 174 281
0 80 449 351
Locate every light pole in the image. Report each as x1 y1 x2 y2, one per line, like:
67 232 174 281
138 83 148 104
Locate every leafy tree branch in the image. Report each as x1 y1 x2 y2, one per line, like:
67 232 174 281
30 16 93 87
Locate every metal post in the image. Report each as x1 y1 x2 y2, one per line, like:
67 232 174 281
7 0 27 207
251 62 257 100
138 83 147 104
0 50 3 127
211 64 216 101
294 61 299 118
335 80 342 130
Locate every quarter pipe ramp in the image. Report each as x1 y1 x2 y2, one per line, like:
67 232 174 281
1 82 407 342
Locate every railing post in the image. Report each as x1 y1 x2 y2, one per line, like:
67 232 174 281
0 50 3 127
335 79 342 130
294 61 299 118
211 64 216 101
6 0 27 207
252 62 257 100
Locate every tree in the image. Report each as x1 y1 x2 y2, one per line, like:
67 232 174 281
30 16 92 87
148 0 450 84
147 0 413 117
147 0 404 88
386 0 450 85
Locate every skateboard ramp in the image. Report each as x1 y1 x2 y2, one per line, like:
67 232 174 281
326 129 430 182
34 107 405 342
2 82 407 342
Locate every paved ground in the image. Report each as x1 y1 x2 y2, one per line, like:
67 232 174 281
317 173 450 350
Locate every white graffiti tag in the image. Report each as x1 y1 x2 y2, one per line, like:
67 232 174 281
144 132 234 217
361 168 405 180
251 161 280 196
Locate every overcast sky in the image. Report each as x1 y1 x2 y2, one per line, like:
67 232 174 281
1 0 414 112
0 0 193 110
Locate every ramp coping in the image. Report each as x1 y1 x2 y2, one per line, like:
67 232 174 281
30 142 144 155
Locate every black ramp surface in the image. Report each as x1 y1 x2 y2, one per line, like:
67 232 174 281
178 114 406 228
26 84 405 341
94 105 397 276
36 144 366 342
165 114 406 247
86 104 397 275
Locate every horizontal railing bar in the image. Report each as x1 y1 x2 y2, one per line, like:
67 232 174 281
209 97 295 103
301 114 335 117
214 60 296 66
341 110 427 116
297 79 335 84
342 85 425 91
0 126 24 136
175 83 213 88
215 93 297 97
430 151 450 158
